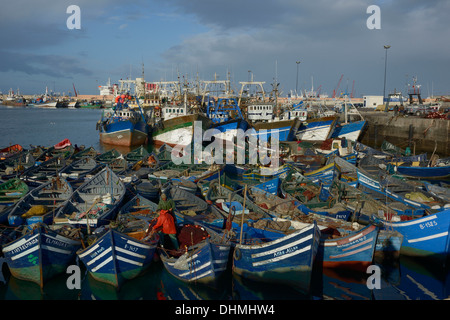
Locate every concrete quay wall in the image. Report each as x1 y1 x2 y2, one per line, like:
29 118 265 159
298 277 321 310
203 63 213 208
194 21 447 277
359 111 450 157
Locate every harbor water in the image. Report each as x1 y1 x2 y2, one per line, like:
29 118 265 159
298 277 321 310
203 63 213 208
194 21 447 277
0 104 449 301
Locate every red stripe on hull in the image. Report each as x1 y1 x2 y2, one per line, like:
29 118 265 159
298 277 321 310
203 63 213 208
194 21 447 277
322 261 372 272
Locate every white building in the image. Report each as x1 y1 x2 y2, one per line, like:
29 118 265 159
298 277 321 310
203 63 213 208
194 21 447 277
363 96 383 109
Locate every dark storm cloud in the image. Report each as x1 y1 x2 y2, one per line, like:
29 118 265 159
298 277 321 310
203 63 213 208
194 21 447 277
0 50 93 78
0 0 147 75
161 0 289 30
159 0 450 95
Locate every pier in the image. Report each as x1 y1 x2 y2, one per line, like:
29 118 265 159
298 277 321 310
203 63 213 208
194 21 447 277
359 111 450 157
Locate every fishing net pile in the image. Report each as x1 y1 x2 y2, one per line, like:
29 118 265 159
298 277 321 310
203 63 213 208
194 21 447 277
177 224 210 249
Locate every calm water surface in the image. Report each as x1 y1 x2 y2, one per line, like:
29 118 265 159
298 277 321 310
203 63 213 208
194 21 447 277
0 104 449 302
0 105 134 154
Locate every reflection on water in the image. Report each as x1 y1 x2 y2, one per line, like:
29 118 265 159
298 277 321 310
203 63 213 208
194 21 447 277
0 255 449 300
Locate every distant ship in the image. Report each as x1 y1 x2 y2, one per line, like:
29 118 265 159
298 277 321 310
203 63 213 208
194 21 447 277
3 88 26 107
98 78 116 96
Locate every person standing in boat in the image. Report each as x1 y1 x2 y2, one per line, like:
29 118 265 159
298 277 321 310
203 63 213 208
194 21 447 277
151 193 179 250
157 192 175 213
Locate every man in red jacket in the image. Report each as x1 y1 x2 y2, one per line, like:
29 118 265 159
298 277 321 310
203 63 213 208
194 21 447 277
151 209 179 250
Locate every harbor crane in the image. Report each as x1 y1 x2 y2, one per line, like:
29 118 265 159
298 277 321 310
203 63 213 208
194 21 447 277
332 74 344 98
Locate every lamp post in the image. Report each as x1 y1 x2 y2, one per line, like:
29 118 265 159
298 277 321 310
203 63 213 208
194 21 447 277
296 61 301 97
383 45 391 102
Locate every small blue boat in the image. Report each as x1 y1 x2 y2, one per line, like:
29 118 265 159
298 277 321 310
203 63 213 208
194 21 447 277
232 221 321 294
356 169 439 216
371 208 450 266
2 223 82 288
77 226 159 289
8 177 73 227
391 163 450 180
58 157 102 186
253 177 281 195
317 224 379 271
54 166 126 229
159 224 232 284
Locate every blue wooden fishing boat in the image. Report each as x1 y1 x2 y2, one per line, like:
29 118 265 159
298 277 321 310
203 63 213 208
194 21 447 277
356 169 436 216
0 178 29 222
158 223 232 284
317 224 379 271
253 177 281 195
118 193 159 218
59 157 102 186
97 95 149 147
2 223 82 288
423 182 450 203
168 184 226 229
330 120 367 142
232 221 321 293
389 162 450 180
77 224 159 289
303 162 335 186
54 166 126 229
8 177 73 227
209 118 250 143
0 150 35 181
134 179 161 201
249 118 302 142
21 156 68 187
371 208 450 266
242 163 291 181
296 116 338 141
330 96 366 142
246 182 398 270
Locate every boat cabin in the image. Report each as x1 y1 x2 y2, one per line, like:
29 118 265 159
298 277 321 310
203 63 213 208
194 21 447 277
281 110 308 121
162 104 187 120
247 104 274 122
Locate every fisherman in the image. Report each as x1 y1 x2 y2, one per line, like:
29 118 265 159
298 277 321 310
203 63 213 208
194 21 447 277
150 193 179 250
150 208 179 250
157 192 175 213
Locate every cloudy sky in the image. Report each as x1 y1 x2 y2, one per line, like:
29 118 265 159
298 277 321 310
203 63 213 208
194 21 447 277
1 0 449 98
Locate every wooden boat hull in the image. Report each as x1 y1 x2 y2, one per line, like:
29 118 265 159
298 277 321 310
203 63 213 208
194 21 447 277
394 165 450 180
54 167 126 229
0 144 23 160
296 116 337 141
100 120 148 147
77 228 158 288
151 114 212 148
318 224 379 271
160 238 231 284
8 177 72 227
330 120 367 141
372 208 450 265
232 222 320 293
0 178 29 206
250 118 301 142
59 157 100 183
2 224 81 287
